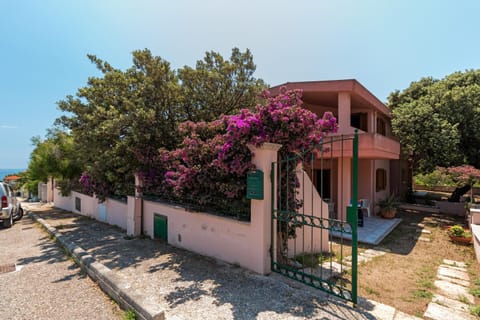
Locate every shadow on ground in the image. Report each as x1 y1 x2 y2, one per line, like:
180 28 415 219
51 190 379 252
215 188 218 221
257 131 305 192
29 206 389 319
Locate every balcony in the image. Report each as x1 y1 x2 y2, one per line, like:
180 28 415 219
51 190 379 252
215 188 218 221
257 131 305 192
319 132 400 160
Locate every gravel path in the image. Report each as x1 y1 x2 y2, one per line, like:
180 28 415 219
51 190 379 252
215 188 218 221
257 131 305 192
0 216 123 320
24 203 420 320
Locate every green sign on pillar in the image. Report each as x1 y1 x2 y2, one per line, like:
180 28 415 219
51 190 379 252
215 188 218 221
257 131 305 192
246 170 264 200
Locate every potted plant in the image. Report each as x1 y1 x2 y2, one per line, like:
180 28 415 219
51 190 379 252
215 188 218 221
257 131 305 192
447 225 472 244
377 194 400 219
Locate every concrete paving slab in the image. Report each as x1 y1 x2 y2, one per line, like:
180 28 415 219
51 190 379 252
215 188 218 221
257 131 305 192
432 294 471 314
418 237 431 242
437 265 470 281
424 302 475 320
434 280 475 304
437 274 470 287
443 259 467 268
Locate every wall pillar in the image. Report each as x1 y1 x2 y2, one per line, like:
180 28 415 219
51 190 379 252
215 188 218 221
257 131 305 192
248 142 282 275
46 177 54 202
127 174 144 236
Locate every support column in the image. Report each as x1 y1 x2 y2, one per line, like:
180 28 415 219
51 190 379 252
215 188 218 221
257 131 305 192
337 157 352 221
248 142 282 275
338 92 353 134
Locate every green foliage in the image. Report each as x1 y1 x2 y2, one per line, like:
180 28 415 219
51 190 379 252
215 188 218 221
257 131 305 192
178 48 266 122
448 225 468 237
412 289 433 299
123 309 136 320
54 47 265 200
470 305 480 317
25 130 82 195
376 194 400 211
388 70 480 173
414 168 455 187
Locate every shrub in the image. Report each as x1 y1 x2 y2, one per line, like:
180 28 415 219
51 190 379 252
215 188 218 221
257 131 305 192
139 87 337 217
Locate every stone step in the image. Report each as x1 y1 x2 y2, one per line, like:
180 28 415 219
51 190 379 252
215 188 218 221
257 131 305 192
437 274 470 287
437 265 469 282
443 259 467 268
418 237 431 242
432 294 472 314
434 280 475 304
424 302 475 320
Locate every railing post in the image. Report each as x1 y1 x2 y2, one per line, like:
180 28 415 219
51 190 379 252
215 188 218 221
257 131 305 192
351 130 359 304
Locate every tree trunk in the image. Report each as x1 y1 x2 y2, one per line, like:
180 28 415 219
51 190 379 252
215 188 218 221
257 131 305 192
448 184 471 202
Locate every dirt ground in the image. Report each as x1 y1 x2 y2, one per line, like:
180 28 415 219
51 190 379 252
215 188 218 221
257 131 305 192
350 208 480 317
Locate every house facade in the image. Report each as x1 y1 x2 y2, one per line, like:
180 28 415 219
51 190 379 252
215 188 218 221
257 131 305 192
270 80 405 219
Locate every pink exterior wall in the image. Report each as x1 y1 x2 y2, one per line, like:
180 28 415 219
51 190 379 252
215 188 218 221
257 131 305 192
358 160 373 215
288 169 329 256
142 200 257 270
374 160 390 214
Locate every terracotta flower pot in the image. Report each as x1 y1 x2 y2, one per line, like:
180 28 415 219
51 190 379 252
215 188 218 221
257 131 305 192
381 208 396 219
448 234 472 244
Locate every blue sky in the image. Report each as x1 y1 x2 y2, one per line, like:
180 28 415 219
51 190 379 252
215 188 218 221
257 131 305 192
1 0 479 169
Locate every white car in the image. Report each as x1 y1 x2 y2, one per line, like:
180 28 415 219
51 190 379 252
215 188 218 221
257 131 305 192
0 182 23 228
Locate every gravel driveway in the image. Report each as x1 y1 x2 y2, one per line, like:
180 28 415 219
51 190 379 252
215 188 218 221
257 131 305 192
0 217 123 320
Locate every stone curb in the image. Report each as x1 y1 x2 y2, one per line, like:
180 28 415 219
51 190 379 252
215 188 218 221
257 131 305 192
27 211 165 320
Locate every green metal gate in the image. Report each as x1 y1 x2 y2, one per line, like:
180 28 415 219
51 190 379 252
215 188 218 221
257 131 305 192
271 132 359 304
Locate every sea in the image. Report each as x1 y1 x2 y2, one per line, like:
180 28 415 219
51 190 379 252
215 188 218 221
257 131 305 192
0 169 25 181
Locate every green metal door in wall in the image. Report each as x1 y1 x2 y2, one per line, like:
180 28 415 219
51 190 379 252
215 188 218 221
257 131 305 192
271 132 359 304
154 214 168 241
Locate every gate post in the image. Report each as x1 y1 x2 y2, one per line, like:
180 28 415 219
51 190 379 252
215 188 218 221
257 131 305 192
248 143 282 275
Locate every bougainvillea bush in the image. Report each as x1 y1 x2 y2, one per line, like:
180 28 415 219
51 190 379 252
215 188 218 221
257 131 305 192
105 87 337 218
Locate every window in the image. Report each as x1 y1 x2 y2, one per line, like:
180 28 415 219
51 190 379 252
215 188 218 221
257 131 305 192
351 113 368 131
377 117 386 136
75 197 81 212
376 169 387 192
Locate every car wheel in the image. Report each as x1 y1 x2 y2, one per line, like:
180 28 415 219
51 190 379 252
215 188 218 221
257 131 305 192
14 207 23 221
3 214 13 228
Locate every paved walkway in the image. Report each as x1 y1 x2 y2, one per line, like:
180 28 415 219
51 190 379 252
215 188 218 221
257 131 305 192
424 259 476 320
24 203 421 320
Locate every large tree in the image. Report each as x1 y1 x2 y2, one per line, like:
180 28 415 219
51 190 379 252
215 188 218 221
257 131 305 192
57 49 182 198
178 48 266 122
55 48 265 199
26 130 82 195
388 70 480 174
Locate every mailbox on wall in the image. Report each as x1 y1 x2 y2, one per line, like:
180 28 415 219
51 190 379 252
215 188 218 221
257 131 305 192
246 170 264 200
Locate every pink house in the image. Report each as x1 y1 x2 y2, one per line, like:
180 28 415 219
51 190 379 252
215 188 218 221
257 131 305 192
270 80 404 219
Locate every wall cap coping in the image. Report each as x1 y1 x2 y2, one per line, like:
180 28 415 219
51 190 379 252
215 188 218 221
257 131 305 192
247 142 282 152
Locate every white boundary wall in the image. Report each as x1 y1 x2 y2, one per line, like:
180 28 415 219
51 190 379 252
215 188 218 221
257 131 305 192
53 188 128 230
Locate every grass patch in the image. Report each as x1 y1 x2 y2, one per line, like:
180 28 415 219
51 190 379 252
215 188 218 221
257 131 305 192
295 252 335 268
364 286 380 296
470 288 480 298
470 305 480 317
458 295 470 304
123 309 136 320
412 289 433 299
